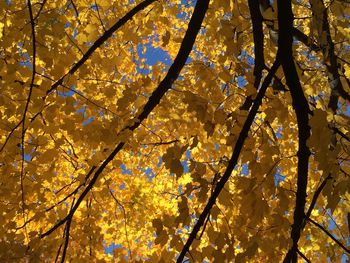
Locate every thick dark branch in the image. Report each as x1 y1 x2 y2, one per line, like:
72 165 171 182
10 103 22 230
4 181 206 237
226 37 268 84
60 216 72 262
248 0 264 83
177 59 281 263
46 0 157 94
292 27 321 52
307 217 350 254
278 1 311 263
60 198 75 263
40 0 210 239
240 0 264 111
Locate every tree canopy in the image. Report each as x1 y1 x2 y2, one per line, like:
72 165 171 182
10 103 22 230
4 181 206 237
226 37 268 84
1 0 350 262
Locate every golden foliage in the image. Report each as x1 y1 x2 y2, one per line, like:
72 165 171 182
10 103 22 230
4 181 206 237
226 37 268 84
0 0 349 262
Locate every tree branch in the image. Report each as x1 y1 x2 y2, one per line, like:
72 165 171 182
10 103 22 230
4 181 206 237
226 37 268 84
292 26 350 105
176 58 281 262
46 0 157 94
305 175 332 220
309 0 343 112
40 0 210 239
292 27 321 52
307 217 350 254
240 0 265 111
297 248 311 263
278 1 311 262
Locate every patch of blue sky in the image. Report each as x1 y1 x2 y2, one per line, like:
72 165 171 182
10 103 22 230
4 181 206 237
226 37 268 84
237 75 247 88
341 254 348 263
104 242 122 255
90 3 98 11
182 224 191 232
120 163 132 175
223 11 233 20
326 209 341 236
181 0 195 6
276 127 283 139
181 149 191 173
157 156 163 168
140 166 155 181
19 59 31 68
341 104 350 116
246 54 255 68
63 22 78 39
64 22 71 29
147 239 153 249
198 25 207 36
136 42 172 74
17 43 32 68
76 105 86 115
191 46 206 63
328 218 336 231
302 50 323 69
241 163 249 176
82 116 94 125
119 182 126 190
75 104 96 125
177 184 184 195
274 168 285 186
240 50 255 68
176 6 189 20
58 85 75 97
24 153 32 162
20 139 36 162
177 0 196 19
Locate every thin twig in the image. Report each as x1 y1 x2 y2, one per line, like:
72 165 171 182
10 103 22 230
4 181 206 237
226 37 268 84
307 217 350 254
297 248 311 263
46 0 157 94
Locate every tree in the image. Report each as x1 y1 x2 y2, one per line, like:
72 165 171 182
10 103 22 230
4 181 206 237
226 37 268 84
0 0 350 261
